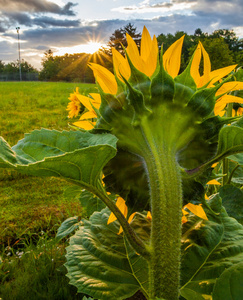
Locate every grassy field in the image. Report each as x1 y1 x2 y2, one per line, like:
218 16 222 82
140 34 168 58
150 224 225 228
0 81 97 299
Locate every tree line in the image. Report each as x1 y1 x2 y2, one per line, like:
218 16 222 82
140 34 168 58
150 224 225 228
0 24 242 82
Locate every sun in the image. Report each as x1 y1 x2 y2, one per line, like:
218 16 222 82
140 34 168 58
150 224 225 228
84 41 103 54
53 40 104 56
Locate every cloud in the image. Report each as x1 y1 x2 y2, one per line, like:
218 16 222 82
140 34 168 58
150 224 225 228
112 0 193 14
0 0 77 15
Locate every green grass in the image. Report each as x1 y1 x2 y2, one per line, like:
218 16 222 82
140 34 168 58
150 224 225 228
0 81 97 245
0 81 97 299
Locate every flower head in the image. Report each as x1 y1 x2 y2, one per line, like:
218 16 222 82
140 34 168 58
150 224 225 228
66 87 82 118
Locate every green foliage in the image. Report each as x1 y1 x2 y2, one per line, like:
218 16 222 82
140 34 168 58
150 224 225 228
180 194 243 299
219 185 243 224
0 59 38 74
65 208 149 300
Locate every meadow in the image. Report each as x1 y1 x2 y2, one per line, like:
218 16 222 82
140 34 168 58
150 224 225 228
0 81 97 299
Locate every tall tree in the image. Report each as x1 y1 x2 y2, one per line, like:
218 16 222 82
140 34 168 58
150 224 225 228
106 23 141 55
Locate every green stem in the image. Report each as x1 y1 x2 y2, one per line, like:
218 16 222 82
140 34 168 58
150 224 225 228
94 182 151 260
222 103 233 186
142 125 183 300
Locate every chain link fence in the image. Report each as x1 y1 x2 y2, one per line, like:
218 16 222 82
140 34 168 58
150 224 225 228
0 72 39 81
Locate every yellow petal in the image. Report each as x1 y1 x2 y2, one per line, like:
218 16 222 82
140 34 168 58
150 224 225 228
190 43 202 87
216 81 243 96
205 194 209 200
118 226 123 235
182 216 188 223
212 162 219 168
107 197 127 225
112 48 131 81
89 93 101 110
207 179 221 185
210 64 237 85
76 94 93 111
89 63 117 95
79 111 97 120
200 42 211 86
185 203 208 220
107 212 117 225
182 208 189 216
237 107 243 116
126 33 142 72
141 26 153 63
163 35 184 78
73 120 95 130
128 212 136 224
144 35 158 77
147 211 152 220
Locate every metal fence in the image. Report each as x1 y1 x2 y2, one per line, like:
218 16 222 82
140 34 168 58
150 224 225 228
0 72 39 81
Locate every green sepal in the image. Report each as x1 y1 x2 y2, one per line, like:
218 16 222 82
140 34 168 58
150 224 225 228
173 56 197 105
125 50 151 102
187 86 218 118
150 53 175 106
122 76 151 123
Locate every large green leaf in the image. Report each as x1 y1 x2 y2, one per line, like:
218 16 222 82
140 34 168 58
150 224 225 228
180 194 243 299
212 262 243 299
56 216 82 241
0 129 117 189
79 190 106 217
219 185 243 225
65 208 149 300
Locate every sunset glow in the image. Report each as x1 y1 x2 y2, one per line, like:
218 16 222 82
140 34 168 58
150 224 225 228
53 40 104 56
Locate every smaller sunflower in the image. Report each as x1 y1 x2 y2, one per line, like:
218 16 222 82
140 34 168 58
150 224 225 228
66 87 82 118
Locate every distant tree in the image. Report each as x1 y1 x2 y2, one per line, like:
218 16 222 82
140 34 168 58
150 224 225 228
39 50 62 81
2 59 37 73
0 60 5 73
106 23 141 56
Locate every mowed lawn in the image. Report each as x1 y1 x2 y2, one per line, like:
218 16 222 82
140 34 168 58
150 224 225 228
0 81 97 245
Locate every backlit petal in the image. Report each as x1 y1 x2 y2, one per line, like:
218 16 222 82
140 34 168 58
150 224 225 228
89 63 117 95
210 64 237 85
73 120 95 130
163 35 184 78
200 42 211 86
112 48 131 81
79 111 97 120
145 35 158 77
126 33 143 72
76 94 93 111
190 43 202 87
141 26 153 63
216 81 243 96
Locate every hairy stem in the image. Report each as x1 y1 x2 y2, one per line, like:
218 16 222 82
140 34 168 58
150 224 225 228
142 124 183 300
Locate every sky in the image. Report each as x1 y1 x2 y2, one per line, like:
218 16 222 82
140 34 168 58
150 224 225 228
0 0 242 69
